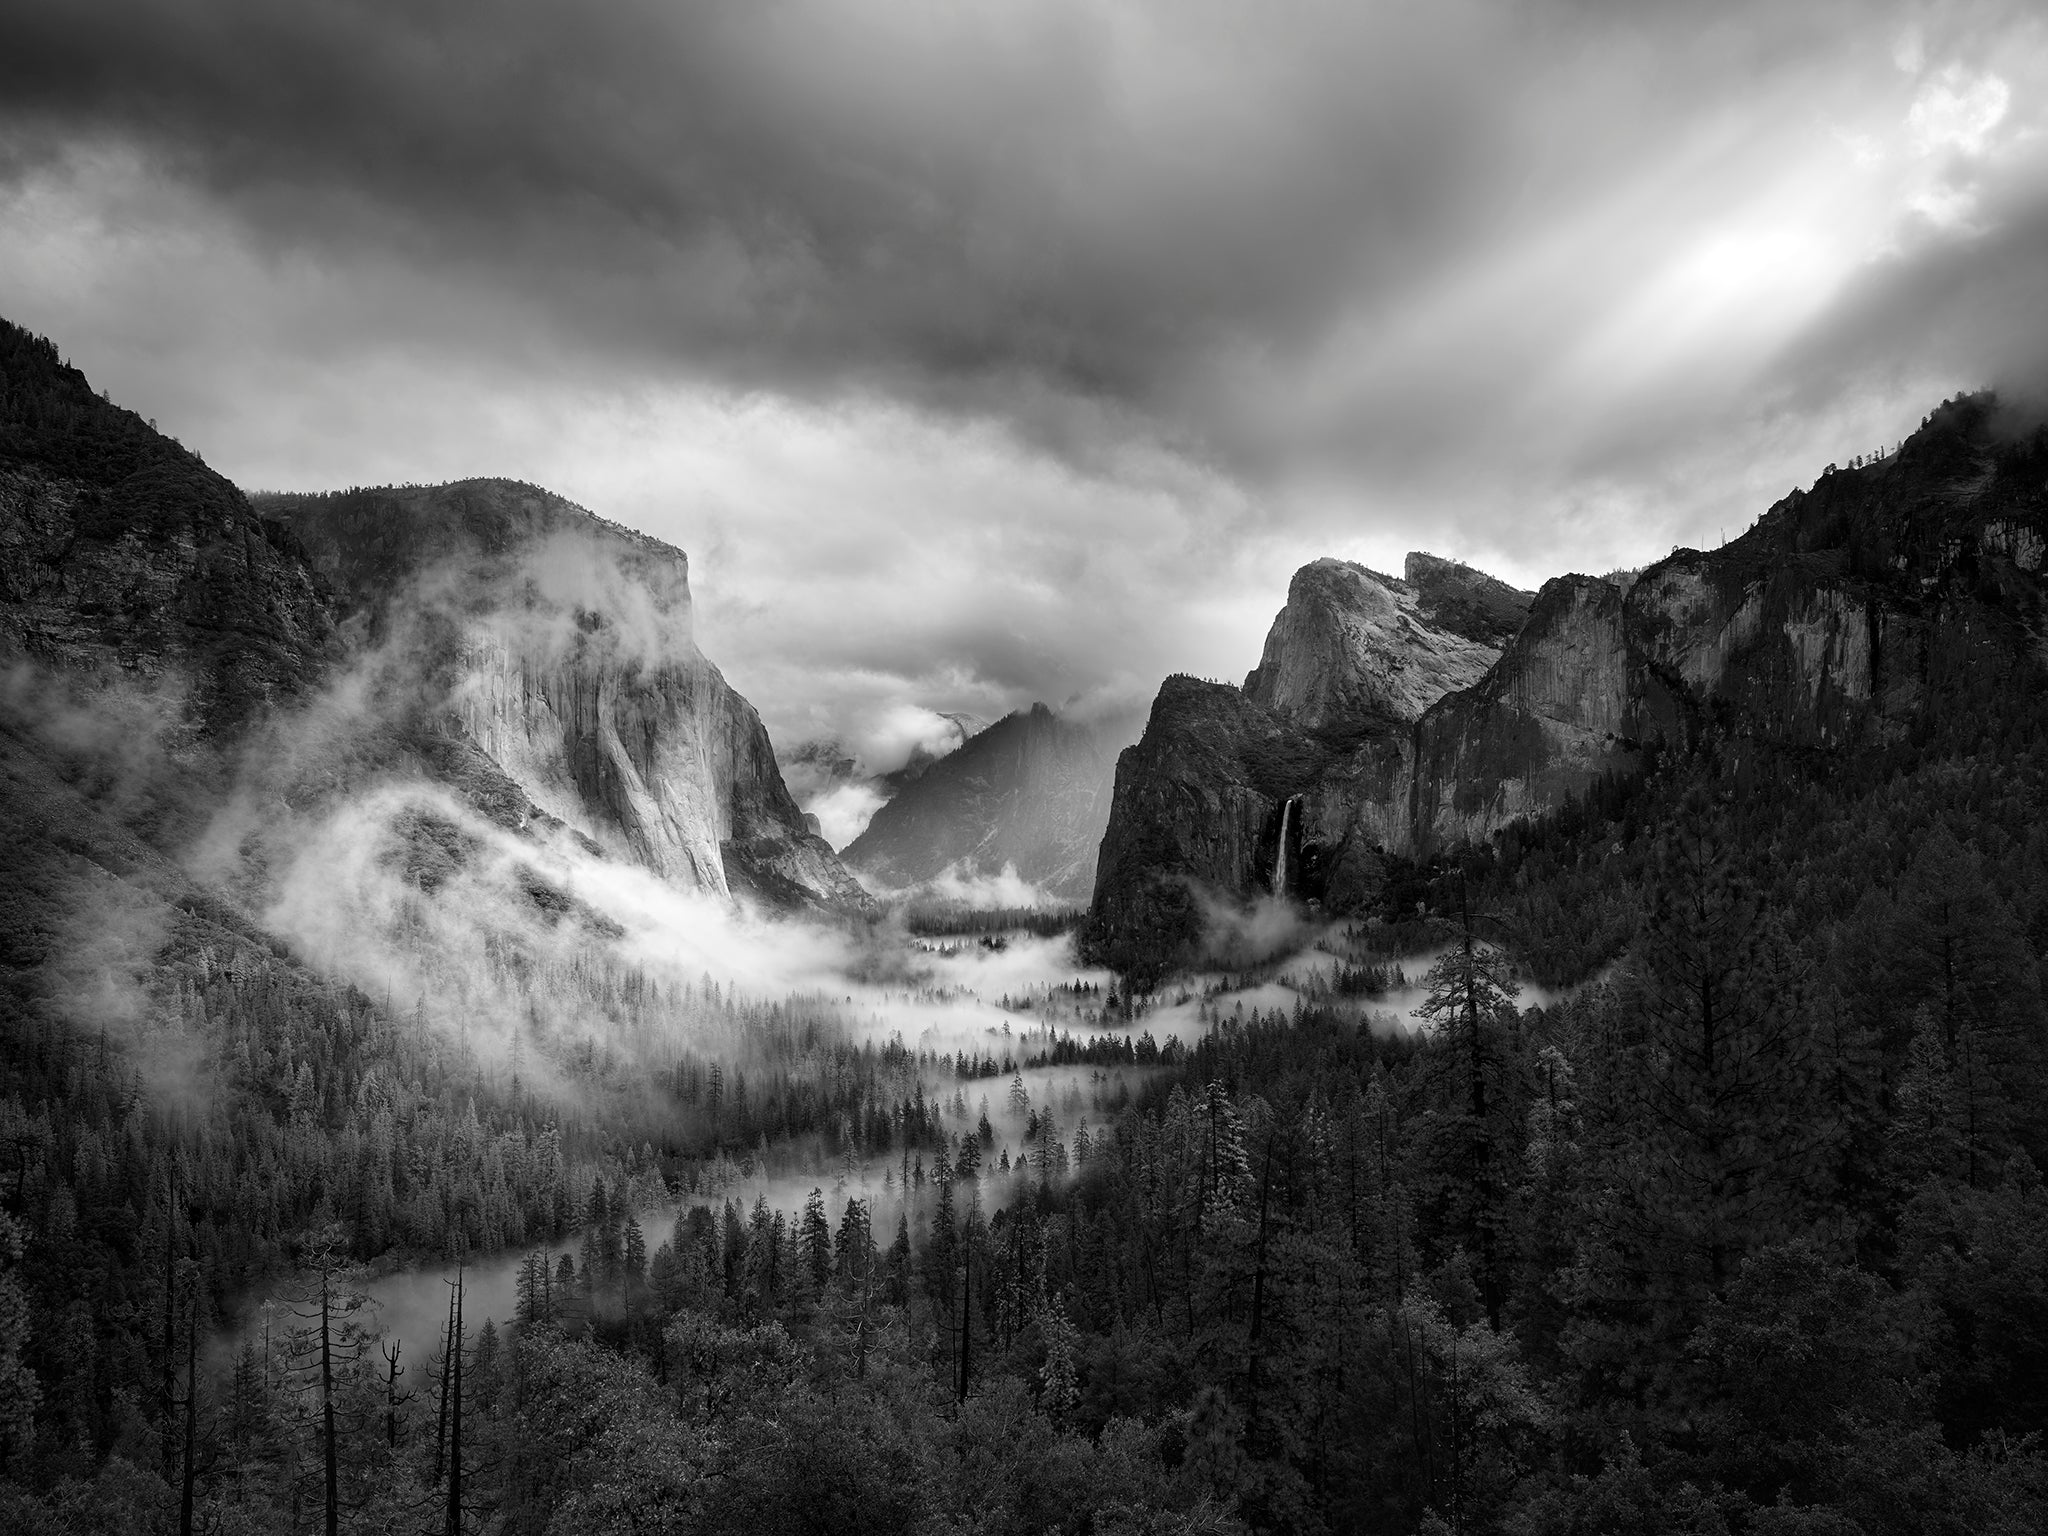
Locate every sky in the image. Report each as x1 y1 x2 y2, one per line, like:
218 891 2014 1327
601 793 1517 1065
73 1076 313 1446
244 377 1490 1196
4 0 2047 775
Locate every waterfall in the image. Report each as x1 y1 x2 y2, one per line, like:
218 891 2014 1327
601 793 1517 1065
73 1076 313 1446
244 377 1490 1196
1273 796 1296 898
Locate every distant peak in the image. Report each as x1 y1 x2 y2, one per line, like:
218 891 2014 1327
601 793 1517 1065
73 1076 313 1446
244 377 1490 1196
1404 551 1467 583
1294 556 1398 591
1400 550 1533 647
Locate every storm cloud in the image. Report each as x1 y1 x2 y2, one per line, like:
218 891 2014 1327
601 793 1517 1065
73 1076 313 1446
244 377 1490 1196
4 0 2046 765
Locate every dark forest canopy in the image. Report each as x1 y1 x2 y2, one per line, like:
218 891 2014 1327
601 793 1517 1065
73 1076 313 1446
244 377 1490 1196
7 720 2048 1534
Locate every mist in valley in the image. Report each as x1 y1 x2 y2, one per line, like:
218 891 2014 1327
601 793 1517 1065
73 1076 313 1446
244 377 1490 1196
12 4 2048 1525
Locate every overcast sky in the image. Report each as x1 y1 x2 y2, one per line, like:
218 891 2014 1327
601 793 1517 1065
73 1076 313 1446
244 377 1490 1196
4 0 2046 774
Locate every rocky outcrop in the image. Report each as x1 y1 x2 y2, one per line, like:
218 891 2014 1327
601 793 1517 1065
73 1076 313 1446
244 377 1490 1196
261 481 870 912
1242 557 1517 734
842 703 1136 901
1088 395 2048 982
1409 574 1640 846
1085 678 1326 977
0 315 860 915
1404 551 1541 648
1085 557 1532 978
1413 396 2044 855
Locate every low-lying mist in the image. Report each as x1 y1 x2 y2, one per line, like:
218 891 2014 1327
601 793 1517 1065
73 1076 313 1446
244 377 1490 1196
12 608 1538 1380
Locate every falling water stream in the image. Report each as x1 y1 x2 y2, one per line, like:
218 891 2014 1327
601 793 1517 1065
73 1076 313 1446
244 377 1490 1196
1273 796 1296 897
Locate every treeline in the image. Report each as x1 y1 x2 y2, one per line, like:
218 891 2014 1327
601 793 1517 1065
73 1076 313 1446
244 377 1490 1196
7 596 2048 1530
903 905 1084 938
15 777 2043 1534
0 940 685 1500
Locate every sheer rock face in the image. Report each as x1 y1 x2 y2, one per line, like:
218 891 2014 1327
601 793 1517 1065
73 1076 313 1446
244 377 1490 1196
1088 395 2048 981
1242 557 1511 733
841 703 1132 902
1410 575 1639 848
261 480 870 913
1084 677 1313 979
1085 557 1533 979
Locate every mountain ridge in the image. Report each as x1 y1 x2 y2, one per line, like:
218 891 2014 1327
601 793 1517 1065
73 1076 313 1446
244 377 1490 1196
1084 397 2048 983
256 478 870 913
0 316 866 918
842 702 1136 901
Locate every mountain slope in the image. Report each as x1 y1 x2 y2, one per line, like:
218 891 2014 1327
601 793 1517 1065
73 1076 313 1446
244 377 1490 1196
1407 394 2048 852
0 314 863 917
1085 396 2048 983
1085 554 1533 977
840 703 1132 901
0 323 332 733
1241 554 1526 732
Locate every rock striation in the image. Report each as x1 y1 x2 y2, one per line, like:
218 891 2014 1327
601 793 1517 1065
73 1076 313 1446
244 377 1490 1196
1085 556 1533 977
259 480 869 912
1242 557 1510 733
1087 396 2048 981
0 316 863 915
842 703 1136 902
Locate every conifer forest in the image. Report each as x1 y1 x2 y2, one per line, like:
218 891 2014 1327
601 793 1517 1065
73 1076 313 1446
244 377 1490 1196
7 5 2048 1532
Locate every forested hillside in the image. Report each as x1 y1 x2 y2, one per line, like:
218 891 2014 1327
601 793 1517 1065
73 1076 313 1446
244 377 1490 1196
4 317 2048 1536
8 718 2048 1534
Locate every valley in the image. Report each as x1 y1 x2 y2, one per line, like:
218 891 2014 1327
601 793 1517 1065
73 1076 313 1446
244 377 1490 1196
5 315 2048 1536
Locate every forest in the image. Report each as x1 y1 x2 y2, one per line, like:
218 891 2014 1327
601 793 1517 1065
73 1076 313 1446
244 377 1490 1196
5 696 2048 1535
5 319 2048 1533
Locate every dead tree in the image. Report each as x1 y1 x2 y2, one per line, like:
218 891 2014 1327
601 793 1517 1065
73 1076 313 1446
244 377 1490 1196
279 1231 373 1536
380 1338 409 1449
444 1267 465 1536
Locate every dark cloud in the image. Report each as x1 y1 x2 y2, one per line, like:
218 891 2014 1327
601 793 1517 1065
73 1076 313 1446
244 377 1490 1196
1774 149 2048 416
1 0 1486 413
0 0 1952 452
4 0 2047 779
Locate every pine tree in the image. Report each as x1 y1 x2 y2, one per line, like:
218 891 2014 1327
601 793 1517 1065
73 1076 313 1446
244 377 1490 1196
279 1231 374 1536
0 1211 38 1472
623 1212 648 1302
834 1197 872 1282
1038 1271 1080 1418
1412 893 1523 1330
801 1187 834 1293
1569 810 1840 1418
925 1160 958 1310
1878 827 2048 1182
515 1251 554 1327
1889 1007 1965 1186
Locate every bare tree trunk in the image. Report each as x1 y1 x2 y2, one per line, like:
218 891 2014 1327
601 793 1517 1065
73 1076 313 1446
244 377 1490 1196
1460 876 1501 1331
445 1268 464 1536
179 1266 198 1536
956 1245 971 1404
320 1269 338 1536
1248 1135 1275 1421
382 1339 404 1448
160 1171 179 1483
432 1284 453 1487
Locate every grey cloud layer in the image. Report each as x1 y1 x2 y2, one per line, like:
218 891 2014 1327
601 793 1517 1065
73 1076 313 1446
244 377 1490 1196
14 0 2026 454
3 0 1492 419
6 0 2048 768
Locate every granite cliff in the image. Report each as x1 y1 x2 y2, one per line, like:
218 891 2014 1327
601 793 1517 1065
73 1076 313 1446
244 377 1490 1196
1086 395 2048 981
841 703 1136 902
0 315 864 918
257 481 869 912
1085 554 1533 976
